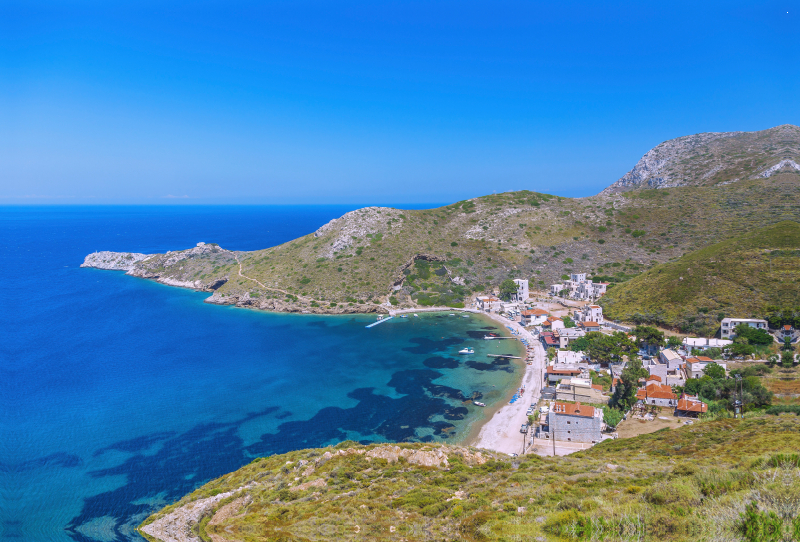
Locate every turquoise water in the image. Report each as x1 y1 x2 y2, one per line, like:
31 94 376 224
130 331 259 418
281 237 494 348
2 206 521 541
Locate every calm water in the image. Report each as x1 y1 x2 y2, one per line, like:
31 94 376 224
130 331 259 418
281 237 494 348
1 206 521 542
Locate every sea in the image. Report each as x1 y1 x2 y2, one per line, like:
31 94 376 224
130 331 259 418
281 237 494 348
1 206 523 542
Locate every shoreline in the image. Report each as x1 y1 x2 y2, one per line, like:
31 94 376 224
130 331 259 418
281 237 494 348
466 312 545 455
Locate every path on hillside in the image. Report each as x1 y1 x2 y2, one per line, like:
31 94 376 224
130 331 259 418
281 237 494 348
227 251 313 301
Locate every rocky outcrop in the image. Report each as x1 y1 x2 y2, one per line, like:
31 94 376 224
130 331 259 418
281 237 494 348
602 124 800 194
313 206 405 258
140 487 248 542
365 445 449 468
759 159 800 178
81 251 153 271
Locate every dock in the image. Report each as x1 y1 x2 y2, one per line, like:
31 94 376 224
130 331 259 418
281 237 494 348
484 336 516 339
487 354 522 359
365 316 394 328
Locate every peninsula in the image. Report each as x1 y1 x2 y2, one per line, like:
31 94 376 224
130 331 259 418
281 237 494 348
84 125 800 331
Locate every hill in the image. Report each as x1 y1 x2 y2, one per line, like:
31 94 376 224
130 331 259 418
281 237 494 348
600 221 800 335
138 416 800 542
83 125 800 317
602 124 800 194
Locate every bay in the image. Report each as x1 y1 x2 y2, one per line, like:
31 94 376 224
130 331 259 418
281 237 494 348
1 206 521 541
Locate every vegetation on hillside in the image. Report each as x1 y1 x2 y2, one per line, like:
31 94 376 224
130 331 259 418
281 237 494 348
139 417 800 542
600 221 800 335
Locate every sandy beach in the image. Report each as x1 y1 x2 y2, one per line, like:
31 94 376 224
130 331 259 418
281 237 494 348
467 312 546 456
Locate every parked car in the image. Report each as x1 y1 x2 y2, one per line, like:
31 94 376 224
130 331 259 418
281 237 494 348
520 424 528 434
526 407 533 416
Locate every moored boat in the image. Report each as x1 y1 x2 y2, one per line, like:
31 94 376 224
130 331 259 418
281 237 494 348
473 401 486 407
459 347 475 354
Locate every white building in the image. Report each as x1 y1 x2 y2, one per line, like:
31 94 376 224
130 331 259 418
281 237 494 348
550 273 608 301
475 295 502 312
511 278 529 302
685 357 727 379
682 337 732 351
555 327 586 349
720 318 768 339
556 350 588 365
574 304 604 325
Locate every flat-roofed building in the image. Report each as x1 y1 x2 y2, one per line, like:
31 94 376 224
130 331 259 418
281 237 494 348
720 317 768 339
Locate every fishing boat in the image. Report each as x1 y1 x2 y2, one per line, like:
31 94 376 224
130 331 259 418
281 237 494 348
473 401 486 407
458 347 475 355
400 314 408 318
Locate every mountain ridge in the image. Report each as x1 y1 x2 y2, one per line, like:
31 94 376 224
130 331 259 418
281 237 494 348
602 123 800 194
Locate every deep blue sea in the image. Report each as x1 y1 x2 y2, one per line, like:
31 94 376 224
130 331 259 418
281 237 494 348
1 206 522 542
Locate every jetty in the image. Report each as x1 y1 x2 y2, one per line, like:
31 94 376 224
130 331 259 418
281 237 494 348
484 336 516 340
487 354 522 359
365 316 394 328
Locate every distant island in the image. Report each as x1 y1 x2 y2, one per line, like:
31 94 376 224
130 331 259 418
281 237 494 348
84 124 800 334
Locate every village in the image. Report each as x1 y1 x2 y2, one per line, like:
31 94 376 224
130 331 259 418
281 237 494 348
469 273 798 457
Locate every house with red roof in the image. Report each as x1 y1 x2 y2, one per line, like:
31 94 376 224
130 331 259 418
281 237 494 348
676 393 708 416
636 380 678 407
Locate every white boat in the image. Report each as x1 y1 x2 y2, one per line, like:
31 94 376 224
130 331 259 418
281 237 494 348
400 315 408 318
449 313 455 316
459 347 475 354
413 314 419 317
473 401 486 407
462 314 469 318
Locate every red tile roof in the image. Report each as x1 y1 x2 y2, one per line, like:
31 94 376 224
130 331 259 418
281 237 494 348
547 368 582 375
647 375 662 382
783 325 793 330
677 393 707 413
522 309 548 316
552 401 595 418
636 381 677 401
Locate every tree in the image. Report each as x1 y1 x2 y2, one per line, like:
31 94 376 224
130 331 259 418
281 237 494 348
562 316 576 328
733 323 773 346
585 331 639 365
782 350 795 368
667 335 682 349
729 336 755 357
633 325 666 354
499 279 517 301
610 358 648 410
546 347 557 362
767 353 779 366
568 336 590 352
703 362 726 379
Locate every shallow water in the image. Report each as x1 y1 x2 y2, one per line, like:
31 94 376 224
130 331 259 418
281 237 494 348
1 206 521 541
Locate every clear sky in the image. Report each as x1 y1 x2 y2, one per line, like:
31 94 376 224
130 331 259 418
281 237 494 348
3 1 798 204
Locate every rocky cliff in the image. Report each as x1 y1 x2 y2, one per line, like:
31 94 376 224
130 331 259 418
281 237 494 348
602 123 800 194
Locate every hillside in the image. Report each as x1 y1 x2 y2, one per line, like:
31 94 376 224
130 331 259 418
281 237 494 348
600 221 800 335
83 125 800 316
602 124 800 194
138 416 800 542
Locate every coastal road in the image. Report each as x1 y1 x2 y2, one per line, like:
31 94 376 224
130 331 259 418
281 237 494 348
469 314 546 456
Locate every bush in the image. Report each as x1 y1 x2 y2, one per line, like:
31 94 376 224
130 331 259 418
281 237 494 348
389 296 399 306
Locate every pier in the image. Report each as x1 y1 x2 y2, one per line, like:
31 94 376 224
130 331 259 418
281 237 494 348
484 336 516 340
487 354 522 359
365 316 394 328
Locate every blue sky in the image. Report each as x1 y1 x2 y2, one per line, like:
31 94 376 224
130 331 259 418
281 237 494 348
2 1 798 204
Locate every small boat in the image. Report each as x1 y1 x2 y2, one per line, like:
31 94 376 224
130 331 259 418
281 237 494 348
459 347 475 355
473 401 486 407
414 314 419 317
400 315 408 318
449 313 455 316
462 314 469 318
